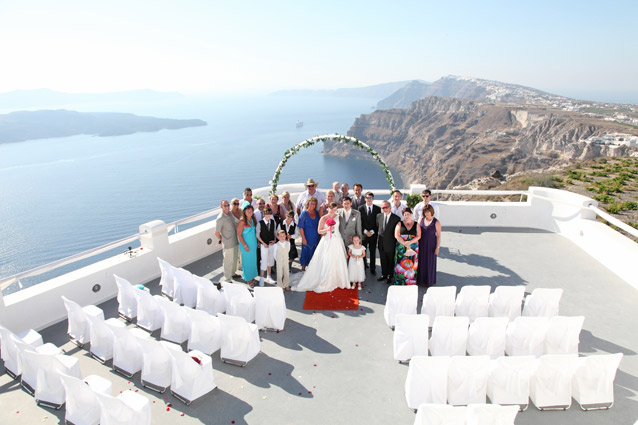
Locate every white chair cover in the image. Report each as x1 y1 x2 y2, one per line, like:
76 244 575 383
393 314 430 362
96 390 151 425
218 313 260 365
430 316 469 356
137 338 173 393
155 295 191 344
158 257 176 299
522 288 562 317
414 403 466 425
466 404 519 425
487 356 536 408
108 325 149 377
60 373 110 425
11 335 63 393
421 286 456 321
254 286 287 330
505 316 549 357
22 351 82 408
544 316 585 355
530 354 578 410
61 295 104 346
88 317 125 363
454 285 490 322
113 275 138 321
384 285 418 328
488 286 525 320
184 307 222 355
172 267 198 308
194 275 226 316
405 356 451 409
0 325 43 378
572 353 623 409
221 282 256 323
166 347 216 404
467 317 509 359
134 288 163 332
448 356 490 406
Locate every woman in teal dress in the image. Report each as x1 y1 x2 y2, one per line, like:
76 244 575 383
237 201 259 286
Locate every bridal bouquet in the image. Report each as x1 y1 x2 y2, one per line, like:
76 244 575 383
326 218 336 239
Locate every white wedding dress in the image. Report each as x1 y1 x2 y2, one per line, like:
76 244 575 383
293 216 350 293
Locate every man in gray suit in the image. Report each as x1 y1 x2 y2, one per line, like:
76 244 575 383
338 196 362 249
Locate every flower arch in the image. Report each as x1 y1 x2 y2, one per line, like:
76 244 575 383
269 133 396 195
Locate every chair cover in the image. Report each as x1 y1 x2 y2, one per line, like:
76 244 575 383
384 285 418 328
448 356 490 405
11 335 63 394
487 356 536 408
185 307 222 355
405 356 451 409
60 373 111 425
172 267 198 308
522 288 562 317
218 313 260 365
155 295 191 344
134 288 163 333
158 257 176 299
254 286 287 330
393 314 430 362
505 316 548 357
572 353 623 409
96 390 151 425
166 347 216 404
430 316 469 356
544 316 585 355
221 282 256 323
0 325 43 378
529 354 578 410
414 403 466 425
88 316 125 363
113 275 138 321
466 404 519 425
488 286 525 320
454 285 490 322
22 351 81 408
61 296 104 346
421 286 456 321
137 338 174 393
109 325 149 377
467 317 509 359
194 274 226 316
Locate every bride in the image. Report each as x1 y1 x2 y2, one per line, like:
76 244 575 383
293 202 350 293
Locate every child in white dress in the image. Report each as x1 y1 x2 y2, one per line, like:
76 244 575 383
348 234 366 290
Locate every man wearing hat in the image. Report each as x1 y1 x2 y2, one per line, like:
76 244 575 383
296 178 326 215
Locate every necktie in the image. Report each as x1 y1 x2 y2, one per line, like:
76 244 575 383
384 214 388 231
368 206 372 216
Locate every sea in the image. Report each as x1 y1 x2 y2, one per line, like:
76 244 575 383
0 95 403 292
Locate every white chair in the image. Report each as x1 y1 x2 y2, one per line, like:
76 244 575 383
405 356 451 409
96 390 151 425
221 282 256 323
466 404 519 425
522 288 562 317
155 295 191 344
194 274 226 315
254 286 287 331
488 286 525 320
572 353 623 410
530 354 578 410
487 356 536 410
11 335 63 394
172 267 198 308
158 257 176 299
138 338 174 393
393 314 430 362
430 316 469 356
467 317 509 359
0 325 44 379
166 346 216 405
109 325 149 378
447 356 490 406
218 313 260 366
454 285 490 322
384 285 418 328
185 307 222 355
61 295 104 347
421 286 456 322
88 316 125 363
133 287 163 333
113 275 138 321
505 316 548 357
544 316 585 355
60 373 112 425
414 403 466 425
21 350 82 409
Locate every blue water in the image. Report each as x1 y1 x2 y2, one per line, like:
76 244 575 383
0 95 402 289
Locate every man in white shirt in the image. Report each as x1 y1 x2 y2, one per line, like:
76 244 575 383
413 189 440 222
338 197 362 248
296 178 326 214
242 187 258 209
389 190 407 219
351 183 365 210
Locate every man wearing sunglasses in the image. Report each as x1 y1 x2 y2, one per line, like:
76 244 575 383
414 189 440 222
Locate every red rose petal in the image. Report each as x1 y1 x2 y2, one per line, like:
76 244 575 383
313 364 317 367
268 373 272 375
135 389 138 392
181 413 185 416
167 408 170 412
153 401 156 403
298 392 302 395
167 404 172 407
308 391 312 394
232 421 236 424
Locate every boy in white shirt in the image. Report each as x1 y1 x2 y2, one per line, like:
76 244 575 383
275 230 291 290
257 208 277 285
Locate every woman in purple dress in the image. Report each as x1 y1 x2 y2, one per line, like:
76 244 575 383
417 205 442 287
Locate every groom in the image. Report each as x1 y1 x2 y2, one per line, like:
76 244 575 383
338 197 362 249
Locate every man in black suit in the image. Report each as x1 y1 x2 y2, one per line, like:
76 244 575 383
358 191 381 275
351 183 365 210
376 200 400 283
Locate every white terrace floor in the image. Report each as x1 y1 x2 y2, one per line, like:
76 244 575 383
1 227 637 425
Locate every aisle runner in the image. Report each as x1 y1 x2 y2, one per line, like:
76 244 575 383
303 288 359 311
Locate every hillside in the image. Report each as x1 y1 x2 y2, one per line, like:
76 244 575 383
270 81 427 100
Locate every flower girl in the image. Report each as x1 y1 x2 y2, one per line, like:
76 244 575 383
347 234 366 290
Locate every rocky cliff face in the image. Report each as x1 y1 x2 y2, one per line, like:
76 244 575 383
324 96 638 188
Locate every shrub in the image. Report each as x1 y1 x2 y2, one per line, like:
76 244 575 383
405 193 422 209
593 194 614 203
622 201 638 210
605 202 622 214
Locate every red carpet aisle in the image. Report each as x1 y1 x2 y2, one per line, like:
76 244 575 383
303 288 359 310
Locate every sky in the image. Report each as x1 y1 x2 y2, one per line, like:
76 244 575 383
1 0 637 103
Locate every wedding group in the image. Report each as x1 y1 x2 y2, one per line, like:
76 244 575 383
214 179 442 294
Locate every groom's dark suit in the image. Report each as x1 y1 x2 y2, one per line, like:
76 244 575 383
376 211 400 281
358 203 381 274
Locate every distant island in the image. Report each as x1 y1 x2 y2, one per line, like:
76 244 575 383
0 109 207 144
